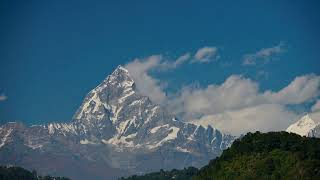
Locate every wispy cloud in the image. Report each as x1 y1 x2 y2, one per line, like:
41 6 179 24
192 46 219 63
242 42 285 66
161 53 191 70
0 93 7 101
172 53 191 67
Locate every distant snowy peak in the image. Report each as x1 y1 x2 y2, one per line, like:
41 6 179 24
286 113 320 137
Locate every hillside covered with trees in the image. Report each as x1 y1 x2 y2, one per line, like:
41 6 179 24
0 166 70 180
122 131 320 180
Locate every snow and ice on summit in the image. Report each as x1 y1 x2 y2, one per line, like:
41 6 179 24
74 65 135 122
69 65 234 152
286 111 320 137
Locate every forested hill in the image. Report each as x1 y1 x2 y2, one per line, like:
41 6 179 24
122 131 320 180
0 166 70 180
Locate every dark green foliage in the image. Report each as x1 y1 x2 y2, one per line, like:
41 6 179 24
194 131 320 180
122 131 320 180
120 167 198 180
0 166 70 180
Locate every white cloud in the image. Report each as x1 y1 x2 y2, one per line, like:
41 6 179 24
124 47 320 136
167 75 262 116
191 104 298 135
167 74 320 135
124 53 192 103
242 42 285 66
192 46 218 63
0 94 7 101
312 99 320 112
125 55 167 104
123 48 211 103
264 74 320 104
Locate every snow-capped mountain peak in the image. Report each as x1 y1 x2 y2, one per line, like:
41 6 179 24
0 65 235 179
73 65 136 122
64 65 234 152
286 113 320 137
107 65 134 87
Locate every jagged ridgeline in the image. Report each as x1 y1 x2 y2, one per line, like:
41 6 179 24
122 131 320 180
0 66 234 180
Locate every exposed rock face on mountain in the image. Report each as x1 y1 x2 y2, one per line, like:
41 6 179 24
0 66 234 180
286 111 320 138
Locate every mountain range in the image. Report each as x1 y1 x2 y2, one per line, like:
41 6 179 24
0 66 234 180
0 66 319 179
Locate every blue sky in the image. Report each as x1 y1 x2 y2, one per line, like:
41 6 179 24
0 0 319 131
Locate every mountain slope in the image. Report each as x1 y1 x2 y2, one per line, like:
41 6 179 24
194 131 320 180
123 131 320 180
0 65 234 180
0 166 70 180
